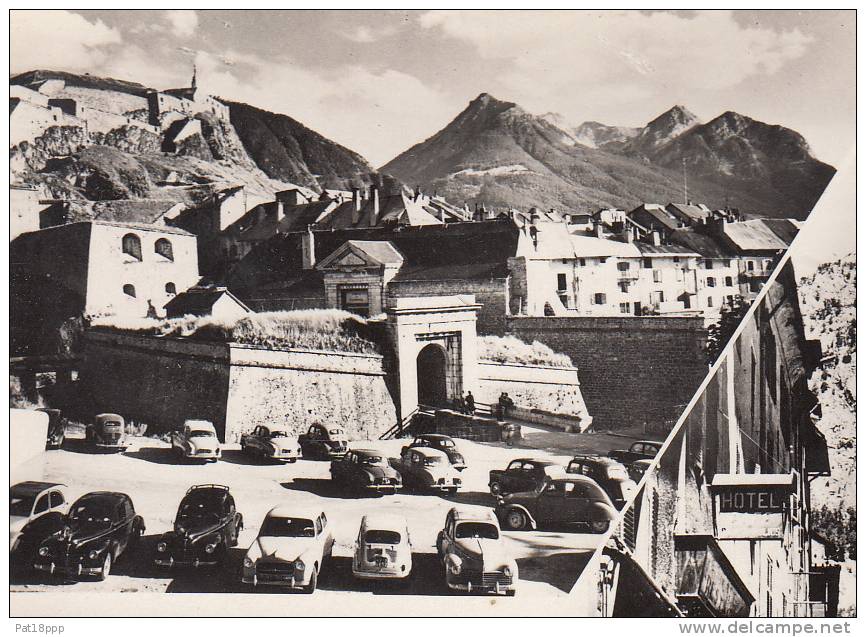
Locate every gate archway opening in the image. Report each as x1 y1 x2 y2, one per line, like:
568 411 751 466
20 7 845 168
416 343 448 408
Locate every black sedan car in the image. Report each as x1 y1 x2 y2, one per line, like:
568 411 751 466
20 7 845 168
330 449 402 494
33 492 145 581
488 458 566 496
154 485 243 568
401 434 466 471
566 456 637 509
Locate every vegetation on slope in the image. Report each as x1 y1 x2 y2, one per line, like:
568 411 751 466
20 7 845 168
478 334 572 368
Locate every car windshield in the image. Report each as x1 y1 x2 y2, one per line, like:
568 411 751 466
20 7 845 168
360 455 385 466
436 439 455 448
10 495 34 517
365 530 401 544
455 522 499 540
260 517 315 538
101 422 123 430
270 431 289 438
69 502 113 530
424 456 444 466
607 466 630 480
178 499 221 521
189 430 215 438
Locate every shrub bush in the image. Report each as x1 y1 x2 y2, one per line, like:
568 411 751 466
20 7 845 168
478 334 572 368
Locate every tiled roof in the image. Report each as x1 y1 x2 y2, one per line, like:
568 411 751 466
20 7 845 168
758 218 800 244
666 203 710 222
630 205 683 231
723 219 789 252
164 287 250 317
634 242 700 256
344 240 404 265
569 232 642 258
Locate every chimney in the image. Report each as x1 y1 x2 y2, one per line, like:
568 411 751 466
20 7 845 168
275 200 285 222
352 187 362 225
594 222 604 238
369 185 380 227
651 230 662 246
620 226 633 244
301 225 316 269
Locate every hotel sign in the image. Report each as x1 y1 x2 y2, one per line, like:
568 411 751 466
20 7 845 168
711 475 794 540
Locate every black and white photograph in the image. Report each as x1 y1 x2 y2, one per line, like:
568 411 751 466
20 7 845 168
5 8 856 620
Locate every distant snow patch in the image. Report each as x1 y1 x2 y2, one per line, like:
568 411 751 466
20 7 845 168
451 164 530 178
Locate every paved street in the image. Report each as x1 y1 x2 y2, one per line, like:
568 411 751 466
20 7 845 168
11 426 637 599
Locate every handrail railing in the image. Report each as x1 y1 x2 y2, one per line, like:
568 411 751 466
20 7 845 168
379 406 423 440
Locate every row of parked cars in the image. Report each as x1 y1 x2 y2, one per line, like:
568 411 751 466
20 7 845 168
10 483 518 595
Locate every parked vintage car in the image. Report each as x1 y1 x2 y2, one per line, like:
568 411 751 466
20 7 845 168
401 434 466 471
392 447 462 494
628 458 653 483
240 425 301 463
330 449 402 494
352 513 412 580
566 456 637 509
298 424 348 460
607 440 664 465
154 485 243 568
488 458 566 496
38 408 66 449
10 482 68 561
85 413 128 451
494 476 617 534
171 420 221 462
241 505 334 593
33 492 145 580
437 507 517 596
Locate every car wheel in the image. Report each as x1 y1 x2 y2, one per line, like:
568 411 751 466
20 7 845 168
504 509 529 531
590 520 611 534
490 482 502 496
303 567 318 594
97 552 112 581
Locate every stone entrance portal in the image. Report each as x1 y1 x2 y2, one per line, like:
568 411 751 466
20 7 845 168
385 295 481 420
416 343 448 407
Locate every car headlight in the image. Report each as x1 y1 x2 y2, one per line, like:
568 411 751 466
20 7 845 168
503 565 512 578
157 542 167 552
89 550 100 560
447 556 462 575
294 559 305 572
205 543 217 554
243 557 253 568
38 546 50 557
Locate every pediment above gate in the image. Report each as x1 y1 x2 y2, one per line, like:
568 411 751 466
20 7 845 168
317 240 404 271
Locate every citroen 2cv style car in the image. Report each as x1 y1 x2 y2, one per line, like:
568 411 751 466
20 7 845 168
240 425 301 463
241 505 334 593
86 413 128 451
330 449 402 494
392 447 462 494
171 420 221 462
154 485 243 568
566 456 637 509
607 440 664 465
10 482 67 560
488 458 566 496
33 492 145 581
352 513 412 580
437 507 517 596
38 408 66 449
494 476 617 534
401 434 466 471
298 424 348 460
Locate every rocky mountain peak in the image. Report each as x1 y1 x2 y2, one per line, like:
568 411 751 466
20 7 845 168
644 104 701 138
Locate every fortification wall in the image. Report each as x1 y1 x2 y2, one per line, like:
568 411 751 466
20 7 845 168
388 278 509 335
58 87 149 120
80 331 397 442
506 316 708 432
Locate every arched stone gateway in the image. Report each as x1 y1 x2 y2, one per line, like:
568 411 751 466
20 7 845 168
416 343 448 407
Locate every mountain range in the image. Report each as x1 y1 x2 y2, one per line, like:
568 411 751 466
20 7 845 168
383 94 835 218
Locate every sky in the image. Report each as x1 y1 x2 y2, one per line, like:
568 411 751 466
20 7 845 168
9 9 855 265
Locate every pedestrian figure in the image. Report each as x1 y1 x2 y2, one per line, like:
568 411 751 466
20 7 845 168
146 299 158 319
465 391 475 415
497 392 509 420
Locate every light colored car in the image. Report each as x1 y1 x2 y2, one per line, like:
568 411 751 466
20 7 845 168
392 447 463 494
171 420 221 462
437 507 517 596
241 505 334 593
352 513 412 580
10 482 67 554
240 425 301 463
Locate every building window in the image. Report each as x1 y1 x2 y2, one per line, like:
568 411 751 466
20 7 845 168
618 281 629 293
123 284 136 298
155 238 174 261
724 259 732 267
747 260 755 271
642 257 652 268
122 233 142 261
556 272 567 291
593 293 607 305
650 291 664 305
707 296 714 307
653 270 662 283
704 259 714 269
707 277 716 287
578 258 586 266
339 286 370 317
619 302 631 314
617 262 630 272
725 276 733 287
165 282 177 295
673 256 680 263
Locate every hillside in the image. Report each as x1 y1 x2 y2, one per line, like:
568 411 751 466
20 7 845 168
799 255 856 510
383 94 834 218
10 70 380 215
